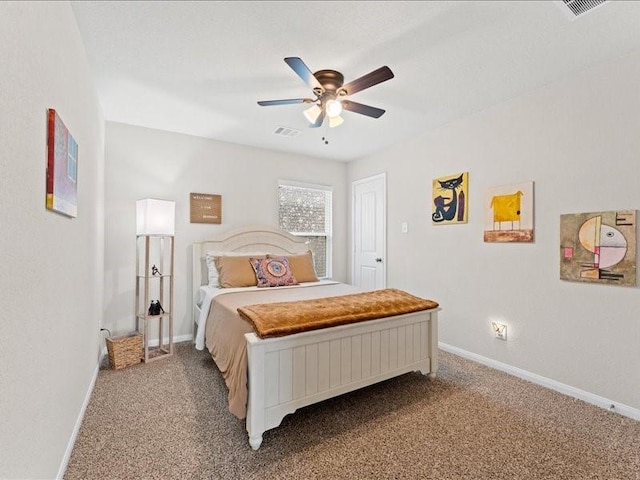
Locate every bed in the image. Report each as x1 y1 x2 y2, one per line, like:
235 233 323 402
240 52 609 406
192 226 441 450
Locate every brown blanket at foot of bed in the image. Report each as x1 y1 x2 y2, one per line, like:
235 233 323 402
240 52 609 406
237 288 439 338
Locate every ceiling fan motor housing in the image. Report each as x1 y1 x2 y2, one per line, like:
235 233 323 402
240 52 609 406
313 70 345 93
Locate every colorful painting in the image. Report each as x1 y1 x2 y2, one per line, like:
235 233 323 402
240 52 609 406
46 109 78 217
484 181 534 242
560 210 636 286
431 172 468 225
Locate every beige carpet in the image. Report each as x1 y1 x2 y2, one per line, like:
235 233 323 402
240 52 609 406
65 342 640 479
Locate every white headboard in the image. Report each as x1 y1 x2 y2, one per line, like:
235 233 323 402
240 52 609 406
192 225 310 293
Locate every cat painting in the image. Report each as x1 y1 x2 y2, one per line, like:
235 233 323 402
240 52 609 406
432 172 468 224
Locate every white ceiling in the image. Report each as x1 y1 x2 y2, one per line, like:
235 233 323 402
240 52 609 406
71 1 640 162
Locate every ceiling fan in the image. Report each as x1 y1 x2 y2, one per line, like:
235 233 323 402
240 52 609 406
257 57 394 128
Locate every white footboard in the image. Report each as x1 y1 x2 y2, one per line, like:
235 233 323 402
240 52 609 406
245 308 439 449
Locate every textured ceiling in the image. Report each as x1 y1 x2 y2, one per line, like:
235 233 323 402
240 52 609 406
71 1 640 162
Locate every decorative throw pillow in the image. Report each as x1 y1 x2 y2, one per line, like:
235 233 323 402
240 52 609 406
267 251 319 282
215 255 265 288
250 257 299 288
206 251 265 287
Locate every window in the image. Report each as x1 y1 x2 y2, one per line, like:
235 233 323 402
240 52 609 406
278 181 332 278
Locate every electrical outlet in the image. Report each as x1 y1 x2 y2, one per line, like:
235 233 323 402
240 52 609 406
491 321 507 340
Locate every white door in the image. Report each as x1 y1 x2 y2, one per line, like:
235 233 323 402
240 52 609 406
352 173 386 290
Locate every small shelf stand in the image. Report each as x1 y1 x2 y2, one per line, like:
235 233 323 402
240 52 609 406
135 234 174 362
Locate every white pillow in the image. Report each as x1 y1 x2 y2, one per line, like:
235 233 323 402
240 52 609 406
204 251 266 287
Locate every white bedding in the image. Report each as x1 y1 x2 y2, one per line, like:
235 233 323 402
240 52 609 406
194 280 338 350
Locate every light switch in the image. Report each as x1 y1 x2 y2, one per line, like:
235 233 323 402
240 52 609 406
401 222 408 233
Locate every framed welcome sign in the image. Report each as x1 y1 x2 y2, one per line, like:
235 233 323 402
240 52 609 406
190 192 222 224
46 109 78 218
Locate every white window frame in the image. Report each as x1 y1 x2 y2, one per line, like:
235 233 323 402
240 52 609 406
278 179 333 279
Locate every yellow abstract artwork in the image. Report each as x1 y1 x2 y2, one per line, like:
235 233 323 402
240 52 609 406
483 181 534 242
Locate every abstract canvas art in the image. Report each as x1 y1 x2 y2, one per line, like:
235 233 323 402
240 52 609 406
560 210 636 286
484 181 534 242
46 109 78 217
431 171 468 225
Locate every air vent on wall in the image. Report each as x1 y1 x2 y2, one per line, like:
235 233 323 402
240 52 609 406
273 126 301 138
559 0 607 18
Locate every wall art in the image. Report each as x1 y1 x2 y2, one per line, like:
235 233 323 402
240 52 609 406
46 109 78 217
560 210 636 286
431 171 468 225
190 192 222 224
484 181 534 242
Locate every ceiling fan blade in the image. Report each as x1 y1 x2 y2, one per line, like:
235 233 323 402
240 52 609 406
341 100 386 118
257 98 312 106
284 57 323 91
340 66 394 96
309 109 325 128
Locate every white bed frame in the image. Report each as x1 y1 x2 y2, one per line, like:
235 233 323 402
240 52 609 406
192 226 440 450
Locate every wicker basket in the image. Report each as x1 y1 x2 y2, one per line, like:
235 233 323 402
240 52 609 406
106 332 143 369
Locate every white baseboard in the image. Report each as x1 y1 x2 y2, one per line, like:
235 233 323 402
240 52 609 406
439 342 640 422
56 357 101 479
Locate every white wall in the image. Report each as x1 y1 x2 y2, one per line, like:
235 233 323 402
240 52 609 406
348 51 640 411
104 122 348 340
0 3 105 478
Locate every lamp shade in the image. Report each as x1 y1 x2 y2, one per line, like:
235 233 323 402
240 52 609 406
329 115 344 128
136 198 175 235
326 99 342 118
303 104 322 124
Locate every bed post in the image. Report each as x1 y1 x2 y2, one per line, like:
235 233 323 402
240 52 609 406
192 243 202 340
245 333 265 450
427 310 439 379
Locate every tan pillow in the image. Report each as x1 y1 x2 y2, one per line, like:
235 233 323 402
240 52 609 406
205 251 265 287
268 251 318 282
214 255 264 288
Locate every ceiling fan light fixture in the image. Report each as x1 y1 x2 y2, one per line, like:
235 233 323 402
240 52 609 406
259 57 394 129
303 104 322 124
329 115 344 128
326 99 343 118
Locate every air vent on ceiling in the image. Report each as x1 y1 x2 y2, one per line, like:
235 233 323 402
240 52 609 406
559 0 607 18
273 126 301 138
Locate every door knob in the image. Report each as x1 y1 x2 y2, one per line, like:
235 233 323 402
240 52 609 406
375 257 383 263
